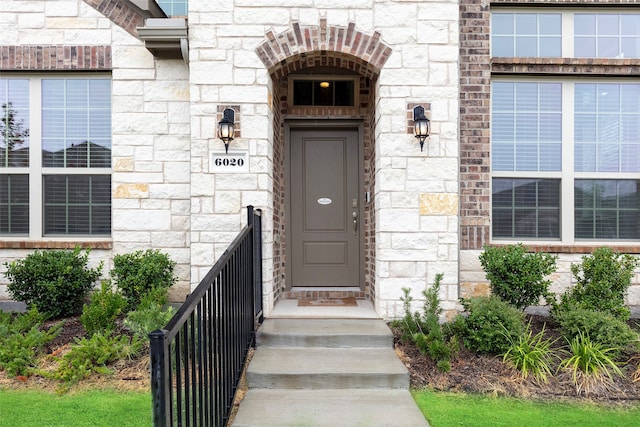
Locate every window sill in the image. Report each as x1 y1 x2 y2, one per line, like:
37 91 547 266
489 243 640 255
0 241 112 250
492 57 640 75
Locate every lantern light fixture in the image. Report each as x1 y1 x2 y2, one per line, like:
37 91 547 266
413 105 431 152
217 108 235 153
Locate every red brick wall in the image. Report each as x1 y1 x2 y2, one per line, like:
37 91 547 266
0 46 111 71
459 0 492 250
81 0 145 37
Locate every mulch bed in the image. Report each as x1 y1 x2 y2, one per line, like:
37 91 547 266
393 314 640 405
0 316 150 392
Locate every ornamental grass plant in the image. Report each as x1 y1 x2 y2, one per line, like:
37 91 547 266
502 322 557 384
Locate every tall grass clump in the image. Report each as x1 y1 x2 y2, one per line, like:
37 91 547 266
502 322 557 384
559 331 623 396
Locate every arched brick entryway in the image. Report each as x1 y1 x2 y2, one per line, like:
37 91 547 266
256 21 392 304
256 19 392 78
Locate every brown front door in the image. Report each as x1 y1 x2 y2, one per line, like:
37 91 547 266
288 127 361 287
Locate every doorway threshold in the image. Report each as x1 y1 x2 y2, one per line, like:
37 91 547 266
269 298 379 319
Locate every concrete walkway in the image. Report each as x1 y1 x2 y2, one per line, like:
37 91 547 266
231 302 429 427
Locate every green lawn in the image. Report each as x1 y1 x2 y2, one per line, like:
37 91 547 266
0 389 152 427
413 389 640 427
2 388 640 427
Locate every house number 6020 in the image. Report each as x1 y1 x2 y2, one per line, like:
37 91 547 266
210 151 249 173
214 157 244 167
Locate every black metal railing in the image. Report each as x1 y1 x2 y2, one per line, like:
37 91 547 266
150 206 263 427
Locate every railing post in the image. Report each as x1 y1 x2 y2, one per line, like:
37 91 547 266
150 329 171 427
251 207 263 323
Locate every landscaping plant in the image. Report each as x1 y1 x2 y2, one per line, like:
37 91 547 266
124 286 176 339
0 308 63 377
479 244 557 310
43 332 143 386
4 247 102 319
395 274 457 372
451 295 525 354
559 331 623 396
502 322 557 384
554 307 638 359
556 247 638 321
80 280 127 336
111 249 176 310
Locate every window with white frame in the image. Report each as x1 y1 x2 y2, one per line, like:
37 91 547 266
492 13 562 57
575 13 640 58
492 10 640 58
492 80 640 242
0 76 111 238
157 0 187 16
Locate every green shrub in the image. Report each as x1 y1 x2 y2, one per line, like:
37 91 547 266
556 247 638 321
452 296 525 354
4 247 102 319
479 244 557 310
554 307 638 358
80 280 127 336
394 274 458 372
0 309 63 377
45 332 143 384
559 331 623 396
502 323 557 384
124 287 176 339
111 249 176 310
1 307 45 336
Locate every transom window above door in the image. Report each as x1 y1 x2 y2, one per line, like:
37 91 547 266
291 77 356 107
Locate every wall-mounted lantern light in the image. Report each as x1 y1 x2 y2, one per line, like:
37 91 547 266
217 108 235 153
413 105 431 152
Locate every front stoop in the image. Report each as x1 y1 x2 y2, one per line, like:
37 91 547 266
231 319 429 427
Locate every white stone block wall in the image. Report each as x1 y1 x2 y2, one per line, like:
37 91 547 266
187 0 460 318
374 0 460 318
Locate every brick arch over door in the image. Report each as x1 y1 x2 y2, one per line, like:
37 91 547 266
258 20 390 305
255 19 393 79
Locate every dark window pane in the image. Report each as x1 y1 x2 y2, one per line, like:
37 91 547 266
44 175 111 235
492 209 514 238
0 174 29 234
293 79 355 107
574 179 640 239
335 80 354 106
492 178 560 239
293 81 313 105
314 81 333 106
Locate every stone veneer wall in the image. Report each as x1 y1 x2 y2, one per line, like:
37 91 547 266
189 0 460 318
458 0 640 306
0 0 191 301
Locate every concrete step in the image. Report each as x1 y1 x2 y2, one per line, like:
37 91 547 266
257 318 393 348
231 389 429 427
247 347 409 389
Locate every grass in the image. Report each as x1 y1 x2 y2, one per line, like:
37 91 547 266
413 390 640 427
0 389 151 427
3 387 640 426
